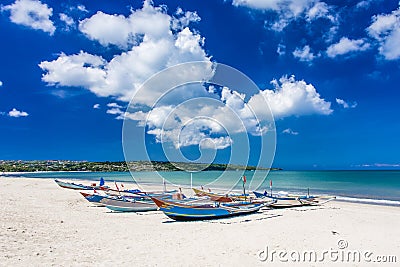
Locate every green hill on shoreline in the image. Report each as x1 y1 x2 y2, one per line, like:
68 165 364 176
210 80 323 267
0 160 281 172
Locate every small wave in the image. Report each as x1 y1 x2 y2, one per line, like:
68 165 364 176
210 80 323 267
336 196 400 206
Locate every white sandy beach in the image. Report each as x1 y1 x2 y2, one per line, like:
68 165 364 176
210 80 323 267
1 177 399 266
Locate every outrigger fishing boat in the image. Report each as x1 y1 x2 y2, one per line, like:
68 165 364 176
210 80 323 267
192 188 252 202
253 190 335 208
192 175 255 202
80 190 179 212
151 197 268 221
55 178 150 196
101 197 158 212
54 179 104 190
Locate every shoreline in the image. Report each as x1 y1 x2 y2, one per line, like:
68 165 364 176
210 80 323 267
1 177 399 266
2 174 400 207
3 168 400 174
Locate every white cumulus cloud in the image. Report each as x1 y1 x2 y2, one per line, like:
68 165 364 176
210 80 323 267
8 108 29 117
282 128 299 135
249 75 333 119
233 0 337 32
79 11 138 48
2 0 55 35
367 7 400 60
105 75 331 150
39 1 211 103
39 51 107 94
59 13 74 30
356 0 373 10
107 102 123 109
233 0 314 15
93 104 100 109
38 1 332 151
135 75 331 149
336 98 357 109
76 4 87 13
172 7 201 30
78 1 198 50
157 117 233 150
293 45 319 62
106 108 123 115
306 1 333 21
327 37 370 58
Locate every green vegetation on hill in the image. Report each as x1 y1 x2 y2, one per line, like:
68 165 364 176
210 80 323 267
0 160 281 172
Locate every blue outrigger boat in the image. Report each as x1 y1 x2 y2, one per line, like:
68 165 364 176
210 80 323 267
151 197 267 221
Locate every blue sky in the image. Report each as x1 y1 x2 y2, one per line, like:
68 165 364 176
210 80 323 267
1 0 400 170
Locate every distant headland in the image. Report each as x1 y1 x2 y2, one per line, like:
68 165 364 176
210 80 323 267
0 160 282 172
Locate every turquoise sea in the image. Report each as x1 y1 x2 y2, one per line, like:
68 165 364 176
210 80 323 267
9 170 400 206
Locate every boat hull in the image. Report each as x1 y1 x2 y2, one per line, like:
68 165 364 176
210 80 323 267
253 191 333 208
101 197 157 212
55 179 93 190
192 188 251 202
80 192 106 206
151 197 264 221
